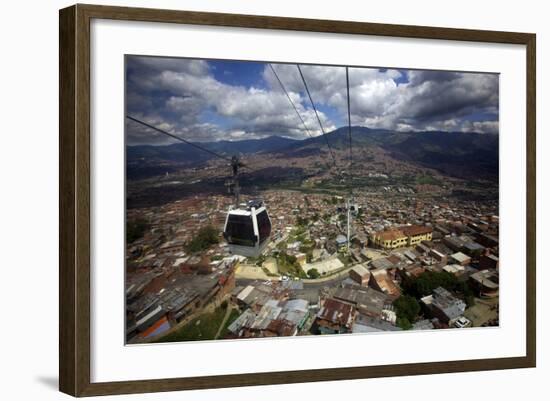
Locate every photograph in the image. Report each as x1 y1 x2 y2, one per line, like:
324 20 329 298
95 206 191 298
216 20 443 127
124 55 500 344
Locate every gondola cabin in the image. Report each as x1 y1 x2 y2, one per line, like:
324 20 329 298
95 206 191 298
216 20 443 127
223 200 271 257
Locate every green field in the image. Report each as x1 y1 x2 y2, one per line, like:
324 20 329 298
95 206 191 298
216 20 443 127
415 174 442 185
156 304 228 343
218 309 241 339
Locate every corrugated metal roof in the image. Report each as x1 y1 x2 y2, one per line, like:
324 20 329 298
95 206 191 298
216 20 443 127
236 285 254 301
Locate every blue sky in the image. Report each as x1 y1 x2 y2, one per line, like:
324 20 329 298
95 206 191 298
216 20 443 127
210 60 267 89
125 56 499 145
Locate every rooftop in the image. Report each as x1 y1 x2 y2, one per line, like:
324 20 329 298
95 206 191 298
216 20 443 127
370 269 401 298
370 257 395 270
377 229 406 241
430 287 467 320
443 264 466 275
451 252 470 263
317 298 354 326
350 264 370 277
412 319 435 330
470 269 499 289
336 234 348 245
400 225 433 237
352 314 402 333
334 286 387 316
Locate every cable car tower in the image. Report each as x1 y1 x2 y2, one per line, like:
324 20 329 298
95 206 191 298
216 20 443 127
270 63 357 254
345 66 354 253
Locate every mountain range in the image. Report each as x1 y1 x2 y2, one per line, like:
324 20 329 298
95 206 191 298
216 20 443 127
127 126 498 181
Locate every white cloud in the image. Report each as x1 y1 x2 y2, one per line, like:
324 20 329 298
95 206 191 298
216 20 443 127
126 57 499 145
127 59 336 143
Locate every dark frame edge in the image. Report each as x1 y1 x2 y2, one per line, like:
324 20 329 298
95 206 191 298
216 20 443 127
76 3 534 44
60 4 93 397
59 3 537 397
79 356 533 397
59 4 77 397
525 33 536 368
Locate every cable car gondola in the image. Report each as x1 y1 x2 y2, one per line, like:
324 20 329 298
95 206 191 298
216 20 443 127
126 117 273 258
128 62 357 258
223 199 272 257
222 157 271 257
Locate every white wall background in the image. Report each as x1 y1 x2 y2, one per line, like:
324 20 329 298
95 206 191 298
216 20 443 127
0 0 546 400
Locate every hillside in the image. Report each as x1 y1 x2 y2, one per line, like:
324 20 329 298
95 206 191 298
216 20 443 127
275 126 498 180
126 126 498 181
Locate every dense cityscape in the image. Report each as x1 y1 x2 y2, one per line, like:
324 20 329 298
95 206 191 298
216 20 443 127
126 183 499 343
124 56 499 344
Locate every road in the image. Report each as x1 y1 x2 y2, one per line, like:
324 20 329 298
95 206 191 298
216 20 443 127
236 274 346 290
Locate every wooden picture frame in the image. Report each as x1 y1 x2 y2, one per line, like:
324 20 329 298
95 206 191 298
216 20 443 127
59 3 536 397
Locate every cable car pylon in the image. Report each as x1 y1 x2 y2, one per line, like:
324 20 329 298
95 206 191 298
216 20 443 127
345 66 353 254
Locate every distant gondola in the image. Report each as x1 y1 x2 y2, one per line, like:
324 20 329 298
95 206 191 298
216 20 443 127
223 199 272 258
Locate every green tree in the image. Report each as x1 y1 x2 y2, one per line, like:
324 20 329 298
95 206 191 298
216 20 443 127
400 270 475 307
278 251 305 278
185 225 219 253
256 254 266 267
393 295 421 322
396 316 412 330
455 280 476 307
127 218 149 244
307 268 320 279
285 253 297 265
411 271 458 297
